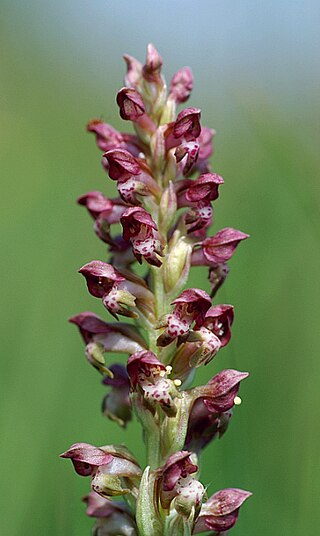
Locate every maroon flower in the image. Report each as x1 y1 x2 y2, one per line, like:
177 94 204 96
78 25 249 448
120 207 164 266
184 399 232 453
169 67 193 104
60 443 113 476
116 87 145 121
60 443 141 498
103 149 160 204
79 261 154 319
77 191 129 246
69 311 146 354
184 202 213 234
102 364 132 427
192 228 249 266
193 488 252 534
193 369 249 414
156 451 204 513
185 172 224 204
102 149 141 181
127 350 178 416
157 288 212 347
201 304 234 347
173 108 201 140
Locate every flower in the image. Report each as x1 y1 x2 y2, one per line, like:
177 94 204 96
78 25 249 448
120 207 164 266
60 443 141 497
156 451 204 515
87 119 141 156
127 350 179 416
169 67 193 104
157 288 212 347
193 488 252 533
192 227 249 266
201 304 234 347
192 369 249 413
79 260 155 320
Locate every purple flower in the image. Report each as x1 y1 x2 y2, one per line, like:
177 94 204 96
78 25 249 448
120 207 164 266
83 492 138 535
156 451 204 514
169 67 193 104
103 149 160 204
87 119 141 156
175 140 200 176
127 351 178 416
193 488 252 533
60 443 113 476
192 228 249 266
201 304 234 348
157 288 212 347
60 443 141 497
77 191 129 246
173 108 202 140
116 87 146 121
193 369 249 413
68 308 147 378
79 261 154 319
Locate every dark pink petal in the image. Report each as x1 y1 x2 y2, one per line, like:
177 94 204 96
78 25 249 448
60 443 112 476
116 87 146 121
173 108 201 139
169 67 193 104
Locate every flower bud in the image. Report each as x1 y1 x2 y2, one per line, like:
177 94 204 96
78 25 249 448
164 233 192 294
169 67 193 104
117 87 145 121
142 43 163 83
173 108 201 140
123 53 142 89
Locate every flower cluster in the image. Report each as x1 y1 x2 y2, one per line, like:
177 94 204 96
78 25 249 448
62 44 251 535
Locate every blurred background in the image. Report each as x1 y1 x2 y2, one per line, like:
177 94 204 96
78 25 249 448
1 1 320 534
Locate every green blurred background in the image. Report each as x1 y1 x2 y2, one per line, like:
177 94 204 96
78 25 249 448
1 1 319 534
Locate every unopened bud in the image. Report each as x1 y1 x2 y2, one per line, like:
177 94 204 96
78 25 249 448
164 233 192 293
